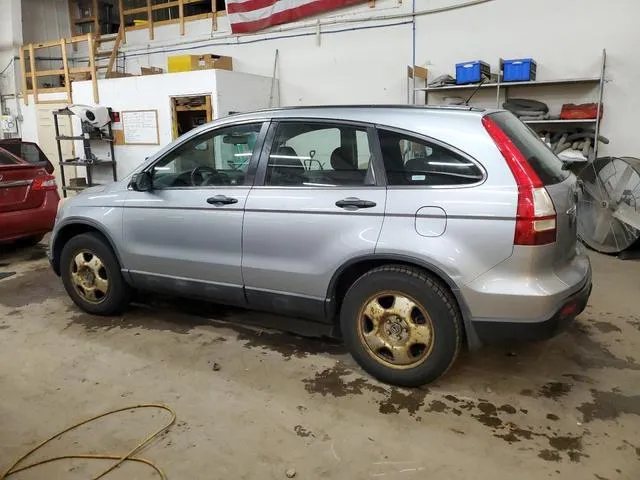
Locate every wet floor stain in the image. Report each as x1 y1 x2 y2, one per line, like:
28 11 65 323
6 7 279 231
627 320 640 332
67 294 344 360
562 373 594 384
577 389 640 423
0 267 64 308
302 364 386 399
565 322 640 371
538 449 561 462
293 425 315 438
539 382 573 400
591 321 622 334
378 388 428 415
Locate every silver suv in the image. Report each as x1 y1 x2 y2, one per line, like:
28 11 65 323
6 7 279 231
50 106 592 387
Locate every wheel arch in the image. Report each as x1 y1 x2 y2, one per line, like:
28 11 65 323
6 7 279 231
326 254 481 350
51 220 124 277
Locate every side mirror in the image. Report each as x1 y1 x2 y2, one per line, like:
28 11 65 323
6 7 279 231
130 171 152 191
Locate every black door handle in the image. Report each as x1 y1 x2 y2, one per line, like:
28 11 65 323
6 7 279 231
207 195 238 205
335 197 377 209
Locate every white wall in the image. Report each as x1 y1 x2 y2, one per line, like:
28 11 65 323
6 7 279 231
71 69 274 179
0 0 23 138
106 0 638 157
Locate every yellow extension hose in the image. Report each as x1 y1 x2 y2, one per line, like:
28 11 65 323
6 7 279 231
1 404 176 479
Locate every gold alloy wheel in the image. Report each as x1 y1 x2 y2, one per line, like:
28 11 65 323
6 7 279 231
69 250 109 304
357 291 435 369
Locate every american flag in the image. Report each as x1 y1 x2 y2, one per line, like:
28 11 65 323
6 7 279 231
227 0 367 34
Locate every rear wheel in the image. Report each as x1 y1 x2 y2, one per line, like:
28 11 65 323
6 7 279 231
60 233 131 315
340 265 462 387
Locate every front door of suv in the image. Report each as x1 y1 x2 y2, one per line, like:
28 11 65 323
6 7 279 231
122 121 267 305
242 120 386 320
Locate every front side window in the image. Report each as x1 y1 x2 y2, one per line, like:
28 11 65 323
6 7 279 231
378 129 484 186
152 123 262 188
265 122 374 187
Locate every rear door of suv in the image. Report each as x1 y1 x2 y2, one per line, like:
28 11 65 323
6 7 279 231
241 119 386 320
373 125 517 288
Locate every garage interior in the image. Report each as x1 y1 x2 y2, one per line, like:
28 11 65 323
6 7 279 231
1 0 639 479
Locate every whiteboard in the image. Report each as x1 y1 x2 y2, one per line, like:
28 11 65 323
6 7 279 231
122 110 159 145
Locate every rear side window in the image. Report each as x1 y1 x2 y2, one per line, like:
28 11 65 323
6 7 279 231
377 129 484 186
488 112 569 185
0 142 48 165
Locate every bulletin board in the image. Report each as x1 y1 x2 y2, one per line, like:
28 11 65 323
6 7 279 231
122 110 160 145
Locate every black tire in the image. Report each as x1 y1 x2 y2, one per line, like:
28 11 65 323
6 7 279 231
60 232 131 315
340 265 462 387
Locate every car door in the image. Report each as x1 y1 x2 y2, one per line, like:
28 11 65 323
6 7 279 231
121 121 267 305
242 120 387 321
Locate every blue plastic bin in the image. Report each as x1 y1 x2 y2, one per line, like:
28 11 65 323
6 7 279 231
455 61 490 85
503 58 537 82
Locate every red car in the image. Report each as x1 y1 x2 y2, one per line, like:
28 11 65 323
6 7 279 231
0 142 60 245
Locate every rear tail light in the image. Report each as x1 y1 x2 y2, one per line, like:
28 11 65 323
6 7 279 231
32 174 58 191
482 116 557 246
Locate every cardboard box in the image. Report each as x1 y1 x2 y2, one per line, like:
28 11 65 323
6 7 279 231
141 66 164 75
168 54 233 73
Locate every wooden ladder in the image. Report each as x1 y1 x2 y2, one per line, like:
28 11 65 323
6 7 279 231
94 25 125 78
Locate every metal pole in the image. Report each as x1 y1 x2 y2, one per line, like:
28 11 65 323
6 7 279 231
411 0 416 105
593 49 606 160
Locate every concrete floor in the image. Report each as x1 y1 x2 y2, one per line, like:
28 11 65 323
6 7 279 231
0 242 639 480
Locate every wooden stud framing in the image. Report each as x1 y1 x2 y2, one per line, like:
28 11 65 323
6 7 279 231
26 87 68 94
60 38 72 103
147 0 154 41
28 44 37 104
87 33 99 103
212 0 218 31
21 33 102 105
19 47 28 106
119 0 126 43
205 95 212 122
179 0 185 35
106 26 124 78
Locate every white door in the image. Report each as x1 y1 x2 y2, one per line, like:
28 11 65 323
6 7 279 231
36 104 75 196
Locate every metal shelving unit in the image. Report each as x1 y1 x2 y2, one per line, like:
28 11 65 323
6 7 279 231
417 50 608 158
53 107 117 198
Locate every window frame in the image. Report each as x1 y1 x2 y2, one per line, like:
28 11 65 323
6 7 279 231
141 120 269 190
254 118 386 189
373 125 487 189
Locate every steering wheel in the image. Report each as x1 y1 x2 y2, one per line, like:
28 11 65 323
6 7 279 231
190 165 216 186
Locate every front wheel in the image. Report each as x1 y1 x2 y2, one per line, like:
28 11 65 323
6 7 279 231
60 232 131 315
340 265 462 387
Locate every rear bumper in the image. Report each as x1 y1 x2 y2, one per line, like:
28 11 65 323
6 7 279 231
0 191 59 243
472 264 592 344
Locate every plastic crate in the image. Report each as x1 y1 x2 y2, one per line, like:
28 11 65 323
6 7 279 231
455 61 490 85
503 58 537 82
